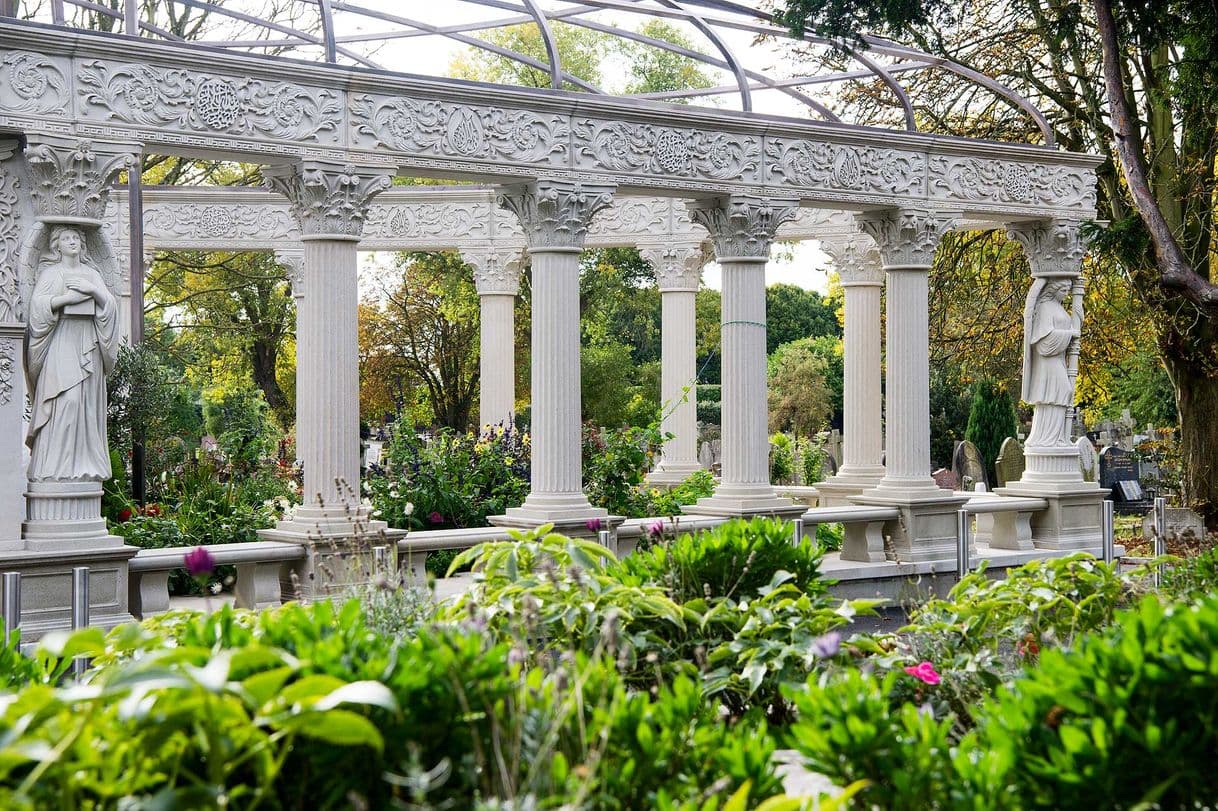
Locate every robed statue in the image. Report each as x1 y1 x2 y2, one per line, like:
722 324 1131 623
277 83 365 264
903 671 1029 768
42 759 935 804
1021 277 1081 448
25 225 119 481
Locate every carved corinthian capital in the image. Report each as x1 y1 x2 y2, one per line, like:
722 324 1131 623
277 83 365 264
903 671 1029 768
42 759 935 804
25 139 134 223
640 243 705 291
688 195 799 261
498 180 616 251
1006 219 1085 278
857 208 959 268
266 162 393 239
463 247 525 295
818 233 884 286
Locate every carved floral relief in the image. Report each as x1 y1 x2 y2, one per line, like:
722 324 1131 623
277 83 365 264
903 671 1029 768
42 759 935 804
352 95 568 166
364 202 490 243
928 157 1096 209
0 163 21 322
764 139 925 195
77 60 341 143
0 52 69 116
573 120 760 182
144 203 300 242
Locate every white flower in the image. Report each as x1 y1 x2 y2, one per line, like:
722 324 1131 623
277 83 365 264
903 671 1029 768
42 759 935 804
404 502 415 516
208 582 222 595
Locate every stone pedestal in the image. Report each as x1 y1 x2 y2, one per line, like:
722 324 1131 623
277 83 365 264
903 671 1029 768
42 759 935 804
0 544 137 640
683 196 800 518
853 490 971 563
997 449 1104 552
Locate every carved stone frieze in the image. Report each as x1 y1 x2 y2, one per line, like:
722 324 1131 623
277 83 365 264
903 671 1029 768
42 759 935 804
857 208 958 268
765 139 925 196
77 60 341 143
928 157 1096 209
818 234 884 285
688 196 799 260
462 248 525 296
25 139 133 222
352 95 568 166
0 52 69 116
0 153 23 322
573 120 761 182
498 180 616 251
0 335 14 405
266 163 393 239
640 244 705 291
588 197 668 240
364 201 492 243
145 202 300 243
1006 219 1085 278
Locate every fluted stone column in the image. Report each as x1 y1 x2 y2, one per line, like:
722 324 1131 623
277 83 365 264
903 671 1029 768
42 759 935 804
641 244 705 486
998 219 1102 551
815 234 887 510
853 208 967 562
263 163 392 537
492 180 615 528
683 196 805 518
463 248 524 430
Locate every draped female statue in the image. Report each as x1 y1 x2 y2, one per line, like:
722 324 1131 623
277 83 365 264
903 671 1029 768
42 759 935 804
1021 277 1080 448
25 225 119 481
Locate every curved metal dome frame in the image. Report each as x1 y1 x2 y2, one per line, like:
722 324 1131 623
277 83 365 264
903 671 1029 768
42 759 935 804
15 0 1055 145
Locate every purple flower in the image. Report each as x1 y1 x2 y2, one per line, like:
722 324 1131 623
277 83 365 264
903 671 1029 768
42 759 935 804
645 519 665 537
429 511 444 524
585 518 604 533
810 630 841 659
183 546 215 578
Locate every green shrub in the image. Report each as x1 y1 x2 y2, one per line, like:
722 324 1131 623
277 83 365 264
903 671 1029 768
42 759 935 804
800 439 826 485
1161 546 1218 601
583 422 666 516
769 433 795 484
963 378 1018 485
614 518 827 603
642 469 717 518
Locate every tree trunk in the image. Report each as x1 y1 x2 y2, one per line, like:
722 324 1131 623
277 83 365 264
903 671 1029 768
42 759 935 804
250 337 293 428
1163 354 1218 528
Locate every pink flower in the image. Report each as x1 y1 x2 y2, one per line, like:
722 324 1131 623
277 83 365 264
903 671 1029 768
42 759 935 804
183 546 216 578
645 519 665 537
585 518 604 533
429 511 444 524
903 661 941 685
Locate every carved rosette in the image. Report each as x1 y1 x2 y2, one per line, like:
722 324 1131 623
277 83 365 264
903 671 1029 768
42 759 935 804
640 244 705 292
764 139 925 195
275 250 306 297
857 208 958 268
463 248 525 296
498 180 616 251
688 196 799 261
266 163 393 239
818 234 884 286
25 140 134 222
1006 219 1085 278
0 52 69 116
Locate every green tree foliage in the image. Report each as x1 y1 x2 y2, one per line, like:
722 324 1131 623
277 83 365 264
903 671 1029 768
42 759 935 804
929 363 972 471
449 21 609 89
362 252 481 432
767 338 835 437
765 283 841 354
964 378 1019 481
617 20 716 97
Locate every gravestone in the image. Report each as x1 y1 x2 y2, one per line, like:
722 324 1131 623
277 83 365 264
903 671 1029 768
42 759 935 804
1076 436 1099 483
1141 507 1206 543
1099 446 1148 511
995 437 1025 487
824 451 838 476
932 468 960 490
952 440 988 491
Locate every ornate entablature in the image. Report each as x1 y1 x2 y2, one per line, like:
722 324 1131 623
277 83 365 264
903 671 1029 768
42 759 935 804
0 26 1102 224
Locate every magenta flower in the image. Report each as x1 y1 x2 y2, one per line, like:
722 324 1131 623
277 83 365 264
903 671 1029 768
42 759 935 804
429 511 444 524
183 546 215 578
645 519 665 537
585 518 604 533
903 661 941 685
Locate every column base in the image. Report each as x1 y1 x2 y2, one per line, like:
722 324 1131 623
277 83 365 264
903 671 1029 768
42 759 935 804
995 479 1104 552
681 483 804 519
22 481 125 553
491 492 608 526
815 466 887 506
646 461 705 488
851 489 971 563
0 542 138 642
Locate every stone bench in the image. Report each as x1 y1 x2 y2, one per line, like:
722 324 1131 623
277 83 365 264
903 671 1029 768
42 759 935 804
802 505 901 563
129 541 306 618
966 495 1049 552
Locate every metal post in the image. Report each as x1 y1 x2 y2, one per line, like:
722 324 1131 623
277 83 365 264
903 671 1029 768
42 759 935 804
597 529 610 548
955 509 971 582
1102 499 1115 565
71 567 89 678
792 518 804 545
372 545 388 574
2 572 20 641
1152 496 1167 590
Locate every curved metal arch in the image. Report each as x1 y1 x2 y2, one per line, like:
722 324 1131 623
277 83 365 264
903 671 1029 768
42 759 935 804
654 0 752 112
316 0 337 63
517 0 564 90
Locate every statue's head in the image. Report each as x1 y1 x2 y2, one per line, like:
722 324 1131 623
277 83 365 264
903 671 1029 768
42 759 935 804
1041 278 1071 302
47 225 84 261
